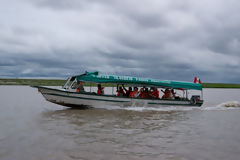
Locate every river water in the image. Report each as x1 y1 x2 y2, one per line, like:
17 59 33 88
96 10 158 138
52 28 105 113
0 86 240 160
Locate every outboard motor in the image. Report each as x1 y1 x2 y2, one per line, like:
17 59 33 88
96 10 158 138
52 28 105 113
190 95 200 104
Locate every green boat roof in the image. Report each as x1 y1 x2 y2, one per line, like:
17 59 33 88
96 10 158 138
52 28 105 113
75 71 202 90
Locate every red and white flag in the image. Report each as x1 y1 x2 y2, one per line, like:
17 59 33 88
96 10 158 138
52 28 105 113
194 77 202 84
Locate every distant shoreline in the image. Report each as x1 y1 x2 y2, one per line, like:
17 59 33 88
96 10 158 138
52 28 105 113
0 78 240 88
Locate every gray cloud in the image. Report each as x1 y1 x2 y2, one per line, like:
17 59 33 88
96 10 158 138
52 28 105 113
0 0 240 83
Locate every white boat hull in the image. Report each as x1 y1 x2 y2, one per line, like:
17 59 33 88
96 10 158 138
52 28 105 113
35 86 203 108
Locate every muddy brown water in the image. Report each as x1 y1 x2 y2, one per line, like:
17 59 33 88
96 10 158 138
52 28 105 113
0 86 240 160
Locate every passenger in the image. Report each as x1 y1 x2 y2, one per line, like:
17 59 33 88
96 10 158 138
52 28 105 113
116 84 125 96
141 87 149 98
170 89 176 99
134 87 140 97
76 81 84 92
139 88 145 98
161 88 170 99
97 84 104 95
123 85 132 97
129 87 139 98
150 87 154 92
149 87 159 99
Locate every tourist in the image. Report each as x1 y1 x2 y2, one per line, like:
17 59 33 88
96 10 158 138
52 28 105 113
149 87 159 99
161 88 170 99
123 85 132 97
129 87 139 98
97 84 104 95
117 84 125 96
140 87 149 98
170 89 176 99
139 88 145 98
76 81 84 92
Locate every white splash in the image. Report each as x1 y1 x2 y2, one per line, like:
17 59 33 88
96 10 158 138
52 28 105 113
202 101 240 111
218 101 240 108
123 106 195 112
95 101 240 112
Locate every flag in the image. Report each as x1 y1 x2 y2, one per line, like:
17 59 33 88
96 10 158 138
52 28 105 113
194 77 202 84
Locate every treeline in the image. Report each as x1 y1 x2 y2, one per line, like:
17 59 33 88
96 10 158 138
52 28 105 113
202 83 240 88
0 78 65 86
0 78 240 88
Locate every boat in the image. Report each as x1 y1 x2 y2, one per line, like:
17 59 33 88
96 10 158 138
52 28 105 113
33 71 204 108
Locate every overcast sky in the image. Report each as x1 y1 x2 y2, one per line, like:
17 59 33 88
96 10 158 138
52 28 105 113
0 0 240 83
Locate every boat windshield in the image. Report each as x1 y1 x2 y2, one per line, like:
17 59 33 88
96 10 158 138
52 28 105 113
63 77 77 89
62 77 71 89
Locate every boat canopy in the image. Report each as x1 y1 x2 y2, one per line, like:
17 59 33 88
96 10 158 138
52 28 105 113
75 71 202 90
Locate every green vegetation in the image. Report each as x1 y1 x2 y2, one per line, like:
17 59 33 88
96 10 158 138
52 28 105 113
0 78 115 87
0 78 65 86
202 83 240 88
0 78 240 88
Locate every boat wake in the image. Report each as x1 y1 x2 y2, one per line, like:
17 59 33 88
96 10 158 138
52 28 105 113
94 101 240 112
202 101 240 111
122 106 196 112
219 101 240 108
121 101 240 112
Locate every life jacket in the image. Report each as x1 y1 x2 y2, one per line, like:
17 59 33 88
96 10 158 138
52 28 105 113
125 90 131 97
117 90 124 96
129 91 137 97
139 91 147 98
139 92 144 98
162 90 170 99
151 90 159 99
165 91 170 99
97 87 104 95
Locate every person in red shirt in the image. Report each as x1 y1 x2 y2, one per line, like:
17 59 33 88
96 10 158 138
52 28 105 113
150 87 159 99
161 88 170 99
116 84 125 96
129 87 139 98
76 82 84 92
140 87 149 98
139 88 144 98
97 84 104 95
123 85 132 97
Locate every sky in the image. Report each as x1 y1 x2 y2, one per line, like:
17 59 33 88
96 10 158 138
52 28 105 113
0 0 240 83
